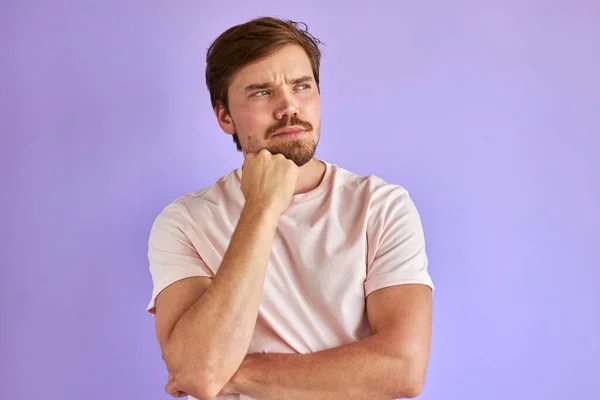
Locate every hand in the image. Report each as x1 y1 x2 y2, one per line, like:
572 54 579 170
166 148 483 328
166 371 234 398
241 149 300 217
165 372 188 398
165 355 261 398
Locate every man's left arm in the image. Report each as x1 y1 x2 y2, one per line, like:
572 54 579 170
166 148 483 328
225 283 432 400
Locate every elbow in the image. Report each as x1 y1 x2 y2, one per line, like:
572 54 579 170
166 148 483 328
190 379 226 400
390 360 428 399
398 381 424 399
392 376 425 399
185 371 232 400
164 367 227 400
162 344 230 400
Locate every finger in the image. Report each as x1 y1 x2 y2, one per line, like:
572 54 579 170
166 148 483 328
165 387 188 398
165 381 180 397
166 374 190 398
165 385 177 397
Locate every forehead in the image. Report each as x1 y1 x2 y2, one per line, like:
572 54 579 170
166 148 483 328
230 44 314 90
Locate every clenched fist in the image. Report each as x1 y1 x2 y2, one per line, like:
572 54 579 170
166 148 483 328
241 149 300 217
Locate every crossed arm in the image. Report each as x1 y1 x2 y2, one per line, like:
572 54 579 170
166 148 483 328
167 283 432 399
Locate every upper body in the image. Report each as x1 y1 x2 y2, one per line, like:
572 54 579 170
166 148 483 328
147 159 433 358
147 16 434 400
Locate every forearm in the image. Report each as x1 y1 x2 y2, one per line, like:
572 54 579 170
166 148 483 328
166 202 279 387
231 333 424 400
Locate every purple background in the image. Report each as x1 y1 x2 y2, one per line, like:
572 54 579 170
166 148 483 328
2 1 599 399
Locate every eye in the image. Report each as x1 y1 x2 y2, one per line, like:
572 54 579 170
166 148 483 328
251 90 270 98
296 84 310 91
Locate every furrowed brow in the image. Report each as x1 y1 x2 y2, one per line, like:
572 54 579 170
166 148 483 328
242 76 314 92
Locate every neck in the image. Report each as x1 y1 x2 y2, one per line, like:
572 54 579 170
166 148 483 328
294 158 326 195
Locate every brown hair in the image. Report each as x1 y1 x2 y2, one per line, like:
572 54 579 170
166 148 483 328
205 16 323 151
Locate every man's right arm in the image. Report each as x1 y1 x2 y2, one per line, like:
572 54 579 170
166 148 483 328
155 201 280 399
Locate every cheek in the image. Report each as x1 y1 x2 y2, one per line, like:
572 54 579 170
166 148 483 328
236 104 271 129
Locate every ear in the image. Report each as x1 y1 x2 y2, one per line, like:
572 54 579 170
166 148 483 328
215 101 236 135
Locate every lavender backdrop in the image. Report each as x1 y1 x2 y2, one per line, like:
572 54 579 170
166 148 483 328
1 1 599 399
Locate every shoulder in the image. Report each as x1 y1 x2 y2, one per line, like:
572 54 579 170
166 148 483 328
328 162 410 206
151 168 241 229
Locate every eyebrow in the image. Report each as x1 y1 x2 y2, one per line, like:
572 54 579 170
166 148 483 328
242 75 314 92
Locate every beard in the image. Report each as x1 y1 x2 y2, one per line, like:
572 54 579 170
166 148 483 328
265 135 318 167
243 116 320 167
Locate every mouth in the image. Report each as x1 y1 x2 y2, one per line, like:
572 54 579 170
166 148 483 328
271 127 306 139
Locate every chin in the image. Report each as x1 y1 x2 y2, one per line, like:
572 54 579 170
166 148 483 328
291 155 313 167
269 139 317 167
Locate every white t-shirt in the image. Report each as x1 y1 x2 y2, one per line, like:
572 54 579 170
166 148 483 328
147 159 434 399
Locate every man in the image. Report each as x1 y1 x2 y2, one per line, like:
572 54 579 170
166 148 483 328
147 16 434 400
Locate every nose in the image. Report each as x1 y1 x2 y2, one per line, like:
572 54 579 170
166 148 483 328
274 89 299 120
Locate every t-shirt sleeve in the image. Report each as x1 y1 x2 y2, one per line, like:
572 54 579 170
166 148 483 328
146 202 214 314
364 186 434 297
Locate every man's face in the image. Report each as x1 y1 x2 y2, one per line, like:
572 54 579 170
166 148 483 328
217 44 321 166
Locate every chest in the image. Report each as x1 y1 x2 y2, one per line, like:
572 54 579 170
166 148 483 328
192 199 374 350
266 212 368 304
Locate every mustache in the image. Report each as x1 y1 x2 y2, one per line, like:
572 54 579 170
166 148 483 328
266 116 313 138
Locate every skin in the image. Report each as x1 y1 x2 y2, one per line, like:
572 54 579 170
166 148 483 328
215 43 326 195
157 43 433 400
